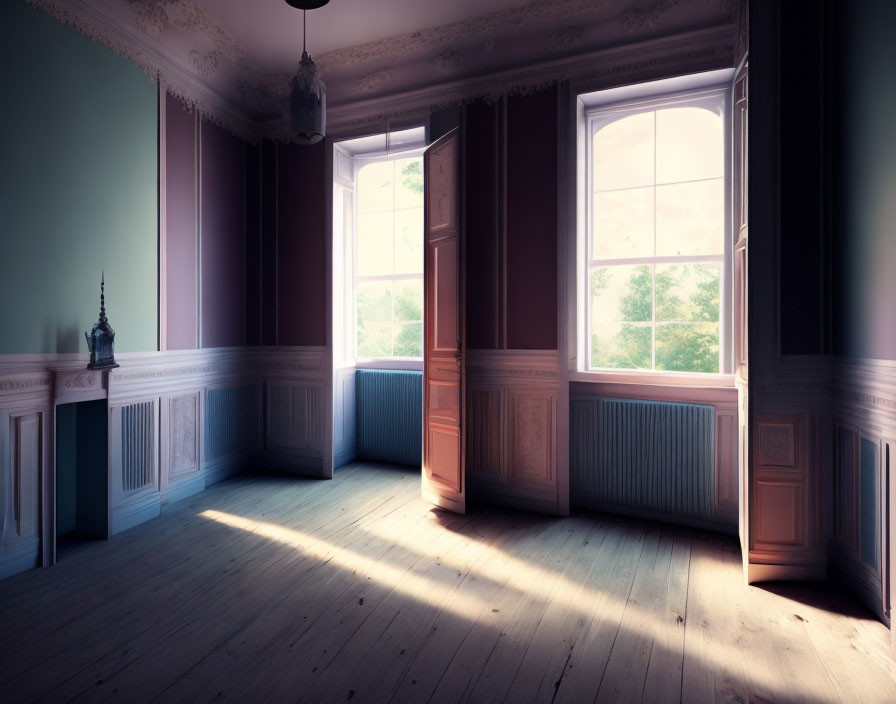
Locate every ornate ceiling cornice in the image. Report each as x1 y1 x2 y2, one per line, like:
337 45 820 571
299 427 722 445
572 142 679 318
314 0 610 69
26 0 257 139
25 0 738 142
280 25 736 139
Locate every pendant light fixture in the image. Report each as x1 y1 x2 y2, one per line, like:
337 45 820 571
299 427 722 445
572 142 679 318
285 0 329 144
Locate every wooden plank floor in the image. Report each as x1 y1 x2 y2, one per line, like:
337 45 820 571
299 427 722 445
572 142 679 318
1 463 895 704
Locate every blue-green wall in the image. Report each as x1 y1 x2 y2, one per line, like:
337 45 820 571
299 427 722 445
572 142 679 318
0 1 158 354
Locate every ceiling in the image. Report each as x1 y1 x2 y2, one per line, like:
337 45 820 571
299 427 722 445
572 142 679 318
33 0 737 124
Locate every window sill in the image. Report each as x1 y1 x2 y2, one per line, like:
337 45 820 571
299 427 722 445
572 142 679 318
355 358 423 371
569 369 736 389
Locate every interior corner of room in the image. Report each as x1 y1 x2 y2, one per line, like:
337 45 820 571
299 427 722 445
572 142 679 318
2 0 896 701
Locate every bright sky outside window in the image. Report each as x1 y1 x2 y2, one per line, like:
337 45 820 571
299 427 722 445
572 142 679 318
355 155 424 359
588 94 726 374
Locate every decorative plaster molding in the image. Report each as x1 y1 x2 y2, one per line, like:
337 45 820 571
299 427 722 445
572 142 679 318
432 51 464 73
313 26 735 138
61 370 100 389
26 0 257 139
189 49 219 77
548 26 585 50
621 0 679 33
352 66 395 94
315 0 609 69
129 0 242 60
0 377 50 394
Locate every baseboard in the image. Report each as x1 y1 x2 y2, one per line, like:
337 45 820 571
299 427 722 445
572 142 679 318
572 496 738 536
0 538 40 580
111 494 161 535
829 541 888 624
334 443 357 469
259 451 327 478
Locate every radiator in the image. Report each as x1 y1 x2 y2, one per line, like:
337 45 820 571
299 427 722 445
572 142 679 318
356 370 422 467
570 397 717 522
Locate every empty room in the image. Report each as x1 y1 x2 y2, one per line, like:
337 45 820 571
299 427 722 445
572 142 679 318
1 0 895 702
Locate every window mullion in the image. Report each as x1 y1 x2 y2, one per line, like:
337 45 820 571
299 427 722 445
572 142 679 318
651 110 657 371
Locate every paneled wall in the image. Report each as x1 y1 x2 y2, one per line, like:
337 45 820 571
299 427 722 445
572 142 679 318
828 0 896 624
462 89 564 514
0 347 330 579
463 88 558 351
746 0 830 583
162 94 249 351
466 351 561 514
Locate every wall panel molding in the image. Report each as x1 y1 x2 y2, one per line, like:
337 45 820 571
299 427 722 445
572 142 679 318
0 345 329 579
466 349 561 514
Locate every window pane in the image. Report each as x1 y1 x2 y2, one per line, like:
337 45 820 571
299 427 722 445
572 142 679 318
656 106 723 184
593 187 654 259
592 322 652 370
394 157 424 210
394 322 423 358
656 263 720 323
591 264 653 370
357 212 394 276
394 207 423 275
593 111 654 191
591 265 653 324
357 161 394 213
655 322 719 373
356 281 392 358
393 279 423 323
655 180 723 256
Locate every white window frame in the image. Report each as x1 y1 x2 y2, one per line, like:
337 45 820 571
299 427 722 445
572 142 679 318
574 75 735 385
333 130 427 370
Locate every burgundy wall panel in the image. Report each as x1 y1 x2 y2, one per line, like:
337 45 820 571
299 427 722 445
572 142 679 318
261 142 278 346
465 100 501 350
245 145 261 346
201 120 246 349
277 140 327 347
505 87 558 350
164 92 198 350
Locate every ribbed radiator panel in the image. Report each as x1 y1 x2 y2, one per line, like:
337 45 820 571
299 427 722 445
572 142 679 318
206 386 258 463
571 397 717 521
121 401 154 492
356 370 422 467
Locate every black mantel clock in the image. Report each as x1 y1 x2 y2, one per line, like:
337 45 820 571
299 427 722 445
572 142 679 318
85 273 120 371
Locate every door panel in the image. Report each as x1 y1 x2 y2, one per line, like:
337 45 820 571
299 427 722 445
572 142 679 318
422 128 465 514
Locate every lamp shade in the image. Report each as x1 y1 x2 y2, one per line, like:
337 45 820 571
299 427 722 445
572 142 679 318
290 51 326 144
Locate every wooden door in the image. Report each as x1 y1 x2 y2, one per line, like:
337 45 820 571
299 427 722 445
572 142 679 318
422 128 465 513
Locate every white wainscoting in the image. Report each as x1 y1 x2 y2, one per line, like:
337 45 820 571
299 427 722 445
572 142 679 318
830 357 896 625
0 346 328 580
466 350 562 515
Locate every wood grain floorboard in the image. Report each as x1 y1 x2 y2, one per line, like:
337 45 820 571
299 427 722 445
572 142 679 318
0 464 894 703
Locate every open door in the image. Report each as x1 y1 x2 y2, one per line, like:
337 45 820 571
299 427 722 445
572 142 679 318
422 128 465 514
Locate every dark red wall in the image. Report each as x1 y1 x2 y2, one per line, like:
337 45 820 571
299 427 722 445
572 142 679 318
277 140 328 347
245 144 261 346
465 100 501 349
164 93 198 350
464 87 559 351
505 87 558 350
201 120 246 348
